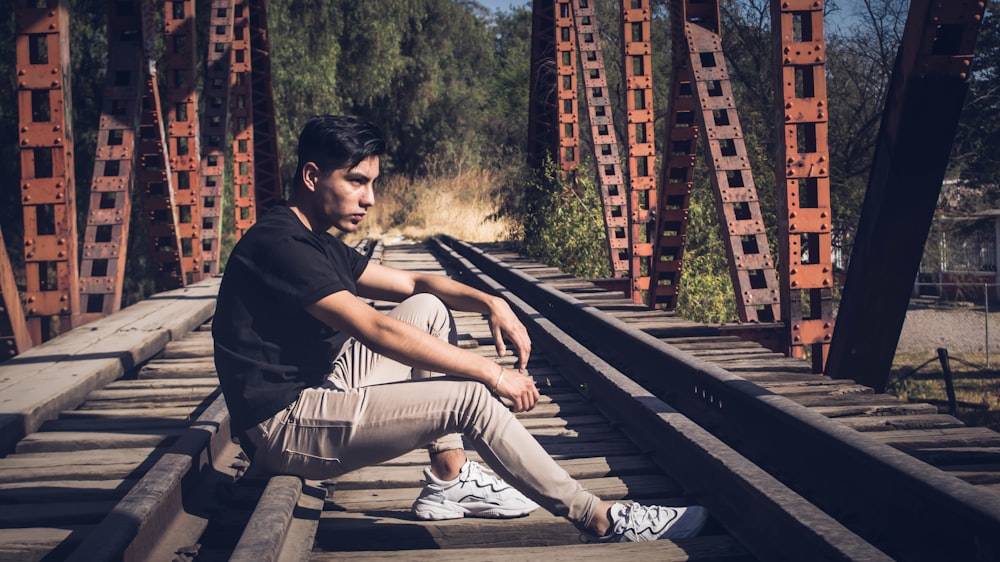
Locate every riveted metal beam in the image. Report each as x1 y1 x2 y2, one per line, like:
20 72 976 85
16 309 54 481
14 0 79 342
771 0 832 371
231 0 256 239
249 0 283 214
621 0 656 303
0 229 32 359
827 0 987 390
572 0 629 279
686 19 780 324
648 0 697 310
198 0 234 276
164 0 203 284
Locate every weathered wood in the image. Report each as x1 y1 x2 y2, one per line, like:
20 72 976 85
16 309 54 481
0 500 119 526
103 377 219 390
0 527 89 561
15 430 182 453
137 358 217 379
310 535 752 561
0 478 133 502
837 414 966 432
327 475 682 512
0 278 219 455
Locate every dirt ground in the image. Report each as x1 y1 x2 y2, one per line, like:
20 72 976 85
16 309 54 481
897 297 1000 356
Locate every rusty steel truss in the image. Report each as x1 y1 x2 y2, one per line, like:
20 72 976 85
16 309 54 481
4 0 278 353
14 0 80 343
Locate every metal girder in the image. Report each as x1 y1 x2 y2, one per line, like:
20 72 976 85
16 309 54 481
137 0 184 291
647 0 697 310
198 0 234 276
572 0 629 278
231 0 256 239
0 229 32 359
555 0 580 177
14 0 80 343
827 0 987 390
771 0 832 372
164 0 203 284
621 0 656 303
249 0 283 213
528 0 558 171
677 3 781 324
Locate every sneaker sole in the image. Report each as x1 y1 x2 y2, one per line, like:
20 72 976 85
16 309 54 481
413 501 539 521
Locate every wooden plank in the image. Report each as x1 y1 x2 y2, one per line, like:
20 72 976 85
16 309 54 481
15 429 181 453
103 377 218 389
0 278 219 454
0 500 119 526
836 414 966 432
326 475 682 512
0 478 134 502
57 406 198 420
0 527 90 561
331 456 659 491
869 427 1000 450
137 358 217 379
309 535 752 561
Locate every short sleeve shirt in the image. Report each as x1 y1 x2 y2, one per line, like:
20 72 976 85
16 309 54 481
212 205 369 432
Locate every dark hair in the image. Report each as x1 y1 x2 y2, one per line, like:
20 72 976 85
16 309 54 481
294 115 386 186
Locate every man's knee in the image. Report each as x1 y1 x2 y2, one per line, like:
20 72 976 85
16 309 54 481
395 293 452 336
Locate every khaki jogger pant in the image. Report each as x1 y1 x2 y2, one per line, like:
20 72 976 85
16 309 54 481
246 293 600 527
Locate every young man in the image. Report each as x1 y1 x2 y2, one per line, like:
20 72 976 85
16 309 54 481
212 114 707 542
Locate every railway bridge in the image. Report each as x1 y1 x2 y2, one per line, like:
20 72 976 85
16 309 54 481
1 0 997 560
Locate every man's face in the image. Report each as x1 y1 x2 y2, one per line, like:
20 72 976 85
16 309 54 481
309 156 379 233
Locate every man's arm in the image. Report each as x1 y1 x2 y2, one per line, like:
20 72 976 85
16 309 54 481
355 261 531 371
306 290 539 412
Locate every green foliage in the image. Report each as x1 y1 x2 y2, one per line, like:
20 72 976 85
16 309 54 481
520 161 611 280
676 188 738 324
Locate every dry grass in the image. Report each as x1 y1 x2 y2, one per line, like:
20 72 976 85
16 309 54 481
341 167 516 246
889 351 1000 431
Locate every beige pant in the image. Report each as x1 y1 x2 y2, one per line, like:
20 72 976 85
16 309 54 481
247 293 600 526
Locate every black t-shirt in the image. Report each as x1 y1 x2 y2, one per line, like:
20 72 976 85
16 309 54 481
212 205 369 432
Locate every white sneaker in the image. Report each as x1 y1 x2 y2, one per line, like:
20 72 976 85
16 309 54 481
584 503 708 542
411 460 540 520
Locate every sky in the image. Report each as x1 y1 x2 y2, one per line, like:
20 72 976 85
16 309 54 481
477 0 530 12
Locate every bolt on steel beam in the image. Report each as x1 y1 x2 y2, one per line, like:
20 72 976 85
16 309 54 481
198 0 235 276
0 229 32 359
621 0 656 304
164 0 203 284
771 0 833 372
14 0 80 343
231 0 256 239
572 0 629 279
648 0 698 310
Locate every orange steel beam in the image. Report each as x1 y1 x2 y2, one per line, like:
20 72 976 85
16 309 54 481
572 0 629 278
685 19 780 323
555 0 579 178
771 0 832 371
164 0 203 284
231 0 256 239
14 0 80 343
0 229 32 359
137 0 184 291
621 0 656 303
249 0 283 213
198 0 234 276
647 0 698 310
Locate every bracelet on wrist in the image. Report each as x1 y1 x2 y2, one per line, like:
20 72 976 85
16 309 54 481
492 365 505 393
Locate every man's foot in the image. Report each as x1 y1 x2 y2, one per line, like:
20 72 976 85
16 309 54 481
411 460 540 520
583 503 708 543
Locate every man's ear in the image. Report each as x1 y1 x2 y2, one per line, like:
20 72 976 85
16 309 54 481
302 162 320 192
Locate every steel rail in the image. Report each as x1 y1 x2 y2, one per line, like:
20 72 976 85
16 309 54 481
429 236 888 561
437 235 1000 561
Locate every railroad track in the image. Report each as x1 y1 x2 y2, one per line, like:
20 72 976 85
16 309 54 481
1 238 999 561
